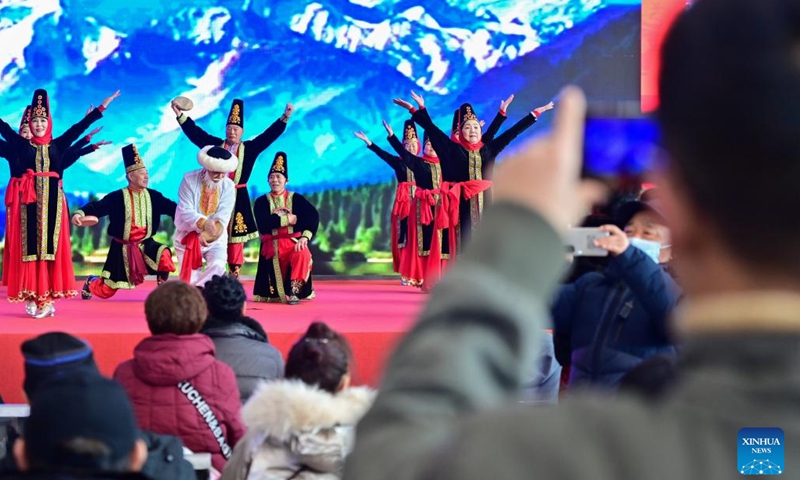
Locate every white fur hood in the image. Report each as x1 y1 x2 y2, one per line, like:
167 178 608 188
242 380 376 442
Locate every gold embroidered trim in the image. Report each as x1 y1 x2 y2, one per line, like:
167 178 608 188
199 183 220 216
100 270 136 290
122 190 132 282
468 149 484 230
252 295 285 303
144 244 168 271
7 289 78 303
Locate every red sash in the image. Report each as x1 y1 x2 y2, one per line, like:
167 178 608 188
461 179 493 200
5 178 21 207
21 169 60 204
113 237 148 286
392 182 414 220
179 232 203 283
413 189 437 226
235 183 247 189
260 232 302 259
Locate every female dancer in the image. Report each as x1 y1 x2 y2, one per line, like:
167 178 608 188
0 88 120 317
353 124 418 285
395 92 553 245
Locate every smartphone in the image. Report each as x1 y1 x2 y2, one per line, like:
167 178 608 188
565 227 611 257
583 102 661 180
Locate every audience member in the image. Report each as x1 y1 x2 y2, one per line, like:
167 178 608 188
222 322 374 480
552 199 681 388
200 275 285 402
114 281 246 472
9 376 148 479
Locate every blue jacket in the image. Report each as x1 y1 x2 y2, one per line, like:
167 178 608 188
552 245 681 388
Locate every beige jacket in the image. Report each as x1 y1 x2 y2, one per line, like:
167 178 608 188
222 380 374 480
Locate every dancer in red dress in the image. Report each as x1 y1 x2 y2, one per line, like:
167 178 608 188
0 88 120 317
353 122 418 285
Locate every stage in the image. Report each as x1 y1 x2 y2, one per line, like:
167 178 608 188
0 279 427 403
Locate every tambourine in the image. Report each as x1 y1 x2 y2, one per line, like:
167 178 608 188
173 96 194 111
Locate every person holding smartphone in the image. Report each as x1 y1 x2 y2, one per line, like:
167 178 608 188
551 199 681 389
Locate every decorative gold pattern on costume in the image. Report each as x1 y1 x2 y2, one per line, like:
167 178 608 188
291 279 305 295
125 145 145 173
404 124 417 141
32 94 48 118
234 212 248 233
468 149 484 230
122 189 133 282
228 104 242 125
273 154 286 173
463 105 478 123
199 183 220 216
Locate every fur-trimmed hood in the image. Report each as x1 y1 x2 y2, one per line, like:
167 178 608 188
242 380 375 442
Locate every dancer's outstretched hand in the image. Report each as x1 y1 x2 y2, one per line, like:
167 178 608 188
354 131 371 146
500 94 515 112
410 91 425 108
94 140 112 148
533 101 555 116
393 98 414 112
85 126 103 141
101 90 121 109
170 101 182 117
382 120 393 137
71 214 84 227
284 103 294 119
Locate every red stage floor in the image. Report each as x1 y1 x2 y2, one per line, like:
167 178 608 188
0 279 427 403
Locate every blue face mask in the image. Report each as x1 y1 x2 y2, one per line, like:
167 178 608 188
629 237 661 264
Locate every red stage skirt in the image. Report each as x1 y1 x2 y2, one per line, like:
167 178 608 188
7 194 77 305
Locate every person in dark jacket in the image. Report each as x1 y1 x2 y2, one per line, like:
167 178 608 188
552 199 681 388
201 274 285 402
114 281 246 473
1 332 195 480
10 375 149 480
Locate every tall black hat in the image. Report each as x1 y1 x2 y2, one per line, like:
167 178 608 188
30 89 50 120
451 109 460 138
19 105 31 131
402 120 419 145
269 151 288 179
227 99 244 128
458 102 480 131
122 144 146 173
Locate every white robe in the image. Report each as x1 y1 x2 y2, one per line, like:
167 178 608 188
174 169 236 286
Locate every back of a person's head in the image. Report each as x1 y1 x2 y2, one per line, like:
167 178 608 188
285 322 351 394
145 281 207 335
18 376 146 475
21 332 100 398
202 274 246 320
659 0 800 275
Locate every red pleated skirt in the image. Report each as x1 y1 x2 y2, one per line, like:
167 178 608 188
7 193 76 304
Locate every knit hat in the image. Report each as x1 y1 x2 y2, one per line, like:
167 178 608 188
24 376 138 470
21 332 100 397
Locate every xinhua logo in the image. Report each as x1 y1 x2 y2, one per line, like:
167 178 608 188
738 428 784 475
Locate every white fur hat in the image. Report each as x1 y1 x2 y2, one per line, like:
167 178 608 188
198 145 237 173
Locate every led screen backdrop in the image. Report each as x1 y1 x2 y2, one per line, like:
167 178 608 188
0 0 642 275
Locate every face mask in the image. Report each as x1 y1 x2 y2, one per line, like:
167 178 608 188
629 237 661 264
